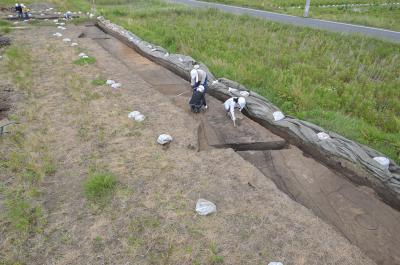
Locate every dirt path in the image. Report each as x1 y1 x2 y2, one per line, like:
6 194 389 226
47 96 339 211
0 22 380 265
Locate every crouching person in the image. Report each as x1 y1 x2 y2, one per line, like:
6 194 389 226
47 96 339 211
224 96 246 127
189 85 207 113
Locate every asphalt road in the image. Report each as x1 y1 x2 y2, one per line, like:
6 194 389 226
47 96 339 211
167 0 400 43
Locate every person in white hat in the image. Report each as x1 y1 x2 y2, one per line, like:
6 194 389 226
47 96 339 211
190 64 207 91
224 97 246 127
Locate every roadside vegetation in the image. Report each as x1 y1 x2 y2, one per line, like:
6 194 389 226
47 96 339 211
203 0 400 31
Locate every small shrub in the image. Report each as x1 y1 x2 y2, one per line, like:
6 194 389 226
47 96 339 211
73 57 96 65
83 172 117 203
91 79 106 86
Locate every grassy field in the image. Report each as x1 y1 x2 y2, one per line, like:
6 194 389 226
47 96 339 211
202 0 400 31
1 0 398 163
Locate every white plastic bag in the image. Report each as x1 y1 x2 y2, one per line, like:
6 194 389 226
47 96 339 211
157 134 173 145
106 79 115 85
317 132 331 140
195 199 216 216
128 111 141 119
134 114 145 122
273 111 285 121
373 157 390 169
240 91 250 97
78 52 86 57
111 83 121 89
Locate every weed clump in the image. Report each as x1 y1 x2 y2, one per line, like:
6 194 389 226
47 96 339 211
74 56 96 65
83 172 117 204
91 79 107 86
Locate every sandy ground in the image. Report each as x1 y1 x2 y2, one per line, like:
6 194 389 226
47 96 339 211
0 22 377 265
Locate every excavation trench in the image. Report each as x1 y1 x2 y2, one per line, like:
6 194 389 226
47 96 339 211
83 24 400 265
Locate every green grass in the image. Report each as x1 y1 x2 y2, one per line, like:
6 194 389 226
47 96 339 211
74 56 96 65
5 191 45 235
96 1 400 163
83 172 117 203
4 45 33 91
91 78 106 86
202 1 400 30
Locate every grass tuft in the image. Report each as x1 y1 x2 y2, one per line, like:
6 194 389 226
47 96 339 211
91 78 106 86
83 172 117 204
74 56 96 65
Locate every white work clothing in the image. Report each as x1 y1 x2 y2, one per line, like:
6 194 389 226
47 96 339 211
190 69 207 87
224 97 243 121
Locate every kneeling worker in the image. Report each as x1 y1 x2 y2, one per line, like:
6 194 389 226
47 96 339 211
224 97 246 127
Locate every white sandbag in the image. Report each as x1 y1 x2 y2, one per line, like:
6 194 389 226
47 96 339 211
157 134 173 145
111 83 121 89
195 199 216 216
273 111 285 121
240 91 250 97
62 38 71 42
228 87 238 93
317 132 331 140
134 114 145 122
106 79 115 85
373 157 390 169
128 111 141 119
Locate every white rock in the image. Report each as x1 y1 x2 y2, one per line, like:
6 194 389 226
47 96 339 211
78 52 86 57
147 45 152 48
373 157 390 169
71 43 78 46
178 57 183 62
111 83 121 89
268 262 283 265
81 55 89 59
212 80 219 85
151 48 157 52
106 79 115 85
317 132 331 140
164 53 169 57
59 22 65 25
57 26 66 30
273 111 285 121
13 21 19 24
157 134 173 145
53 32 62 37
62 38 71 42
8 15 13 18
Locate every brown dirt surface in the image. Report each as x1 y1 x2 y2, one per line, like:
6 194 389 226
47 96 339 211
0 23 377 265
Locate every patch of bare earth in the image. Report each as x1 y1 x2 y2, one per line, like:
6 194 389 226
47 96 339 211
0 24 376 265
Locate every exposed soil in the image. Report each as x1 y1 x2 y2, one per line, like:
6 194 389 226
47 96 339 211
0 21 384 265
